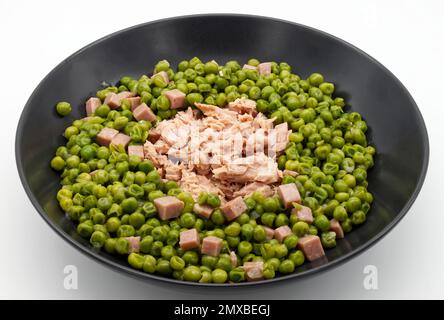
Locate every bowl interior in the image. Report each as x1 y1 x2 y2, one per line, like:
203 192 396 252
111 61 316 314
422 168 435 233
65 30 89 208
16 15 428 285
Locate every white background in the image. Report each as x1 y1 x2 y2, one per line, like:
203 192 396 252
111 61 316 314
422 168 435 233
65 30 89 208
1 0 443 299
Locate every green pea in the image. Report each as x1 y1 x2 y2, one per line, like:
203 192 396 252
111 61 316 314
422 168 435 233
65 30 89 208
351 210 366 225
142 255 157 273
292 221 309 237
288 250 305 267
56 101 72 116
253 226 266 242
51 156 66 171
238 241 253 257
278 259 295 274
183 266 202 282
211 269 228 283
90 230 107 248
128 253 145 269
321 231 337 248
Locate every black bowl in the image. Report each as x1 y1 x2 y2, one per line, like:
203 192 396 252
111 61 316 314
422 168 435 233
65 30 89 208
15 14 429 286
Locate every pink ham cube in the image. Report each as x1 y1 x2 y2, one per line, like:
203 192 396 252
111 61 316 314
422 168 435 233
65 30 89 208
164 89 186 109
128 145 144 159
179 228 200 251
133 103 156 122
298 235 325 262
96 127 119 146
127 97 141 111
201 236 223 257
243 261 264 281
151 71 169 83
274 225 293 242
193 203 213 219
104 93 121 109
277 183 301 208
126 236 141 253
330 219 344 239
110 133 131 148
86 97 101 116
221 196 247 221
263 226 275 240
116 91 134 100
153 196 184 220
258 62 272 76
291 205 313 224
242 64 257 71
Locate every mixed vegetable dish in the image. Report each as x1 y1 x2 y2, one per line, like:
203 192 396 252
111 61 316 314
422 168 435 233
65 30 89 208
51 57 375 283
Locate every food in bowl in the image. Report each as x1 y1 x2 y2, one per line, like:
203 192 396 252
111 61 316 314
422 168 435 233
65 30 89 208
50 57 375 283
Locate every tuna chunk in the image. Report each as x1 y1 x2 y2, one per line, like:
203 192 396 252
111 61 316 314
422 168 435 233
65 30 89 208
201 236 223 256
258 62 272 76
221 196 247 221
128 145 144 159
263 226 275 240
151 71 169 83
230 251 238 268
298 235 325 261
133 103 156 121
283 169 298 177
193 203 213 219
232 182 274 198
330 219 344 239
154 196 184 220
179 228 200 250
164 89 186 109
127 97 141 111
242 64 258 71
291 205 313 224
96 127 119 146
243 261 264 281
86 97 101 116
277 183 301 208
228 98 257 115
111 133 131 148
126 236 140 253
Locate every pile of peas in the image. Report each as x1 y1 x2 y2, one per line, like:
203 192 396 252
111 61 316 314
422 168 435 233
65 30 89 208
51 57 375 283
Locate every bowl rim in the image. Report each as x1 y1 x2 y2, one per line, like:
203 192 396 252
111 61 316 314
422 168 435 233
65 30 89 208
15 13 429 287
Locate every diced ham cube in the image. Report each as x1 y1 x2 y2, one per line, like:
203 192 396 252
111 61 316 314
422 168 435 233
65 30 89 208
96 127 119 146
153 196 184 220
85 97 101 116
128 145 144 159
277 183 301 208
242 64 257 71
164 89 186 109
201 236 223 257
230 251 238 268
330 219 344 239
193 203 213 219
298 235 325 262
126 236 140 253
116 91 135 100
243 261 264 281
258 62 272 76
151 71 169 83
291 205 313 224
179 228 200 250
104 93 121 109
110 133 131 148
263 226 275 240
221 196 247 221
133 103 156 122
127 97 141 111
274 225 293 242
